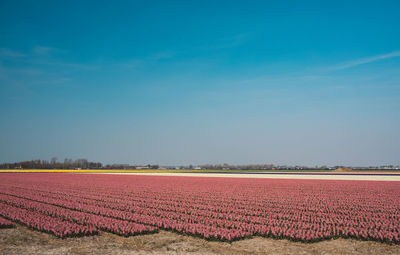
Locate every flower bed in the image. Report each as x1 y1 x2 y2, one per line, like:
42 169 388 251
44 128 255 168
0 173 399 243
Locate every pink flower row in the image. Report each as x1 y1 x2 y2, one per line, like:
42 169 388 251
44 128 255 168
0 193 157 237
0 173 399 243
2 185 397 243
0 202 98 238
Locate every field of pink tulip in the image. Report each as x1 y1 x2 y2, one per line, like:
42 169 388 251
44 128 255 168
0 173 399 243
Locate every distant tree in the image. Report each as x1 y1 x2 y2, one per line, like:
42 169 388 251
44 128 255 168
51 157 57 168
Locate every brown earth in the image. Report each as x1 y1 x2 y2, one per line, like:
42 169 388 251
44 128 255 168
1 224 400 255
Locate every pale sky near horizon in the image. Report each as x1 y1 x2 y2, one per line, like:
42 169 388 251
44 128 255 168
0 1 399 166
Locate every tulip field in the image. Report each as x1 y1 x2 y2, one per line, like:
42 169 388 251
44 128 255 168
0 173 399 243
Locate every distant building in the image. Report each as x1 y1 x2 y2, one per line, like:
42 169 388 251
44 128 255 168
136 166 150 170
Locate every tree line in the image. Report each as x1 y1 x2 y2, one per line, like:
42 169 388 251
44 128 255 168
0 158 159 170
0 158 102 169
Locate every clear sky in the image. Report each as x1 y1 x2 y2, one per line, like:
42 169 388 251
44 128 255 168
1 1 399 166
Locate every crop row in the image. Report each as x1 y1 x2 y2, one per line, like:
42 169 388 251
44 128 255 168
0 190 248 241
0 202 98 238
0 173 399 243
5 183 398 226
0 193 157 237
1 184 398 242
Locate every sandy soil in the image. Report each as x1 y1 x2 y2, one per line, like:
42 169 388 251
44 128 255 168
2 170 400 181
1 224 399 255
95 172 400 181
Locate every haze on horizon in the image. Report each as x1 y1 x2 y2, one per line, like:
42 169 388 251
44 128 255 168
0 1 399 167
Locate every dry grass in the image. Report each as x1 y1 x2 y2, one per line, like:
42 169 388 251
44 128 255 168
334 168 353 172
1 224 400 255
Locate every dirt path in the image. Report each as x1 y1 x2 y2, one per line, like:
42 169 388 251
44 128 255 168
1 224 399 255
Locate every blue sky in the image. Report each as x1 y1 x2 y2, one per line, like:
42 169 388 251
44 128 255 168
1 1 399 166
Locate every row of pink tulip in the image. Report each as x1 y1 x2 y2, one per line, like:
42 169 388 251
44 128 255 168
4 184 397 243
5 181 398 224
0 189 252 241
0 201 98 238
1 186 398 243
0 173 399 243
0 193 157 237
